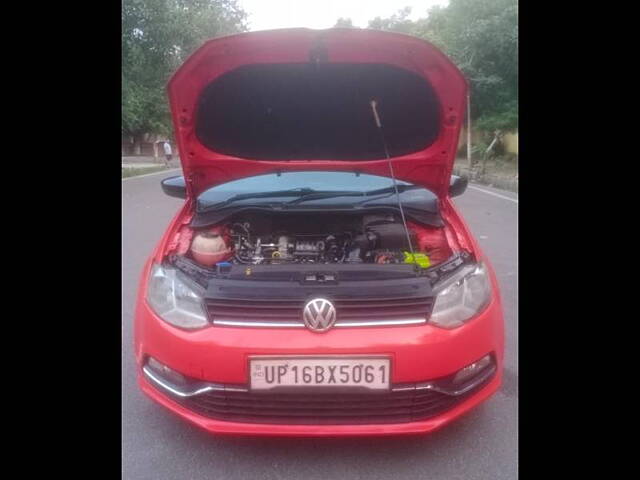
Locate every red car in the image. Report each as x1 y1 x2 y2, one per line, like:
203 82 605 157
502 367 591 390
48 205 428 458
134 28 504 436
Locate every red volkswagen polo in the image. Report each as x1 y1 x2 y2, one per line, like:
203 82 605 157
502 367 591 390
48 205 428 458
134 28 504 436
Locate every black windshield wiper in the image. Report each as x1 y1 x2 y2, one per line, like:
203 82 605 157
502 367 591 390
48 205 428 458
363 184 421 196
204 187 318 209
285 184 421 205
285 190 364 205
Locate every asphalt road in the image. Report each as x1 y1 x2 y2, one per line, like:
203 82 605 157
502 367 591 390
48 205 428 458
122 171 518 480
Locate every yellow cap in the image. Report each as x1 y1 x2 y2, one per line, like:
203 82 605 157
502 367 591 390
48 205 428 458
403 252 431 268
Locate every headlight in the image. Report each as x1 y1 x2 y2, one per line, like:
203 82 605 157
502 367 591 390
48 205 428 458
429 262 491 329
146 263 209 329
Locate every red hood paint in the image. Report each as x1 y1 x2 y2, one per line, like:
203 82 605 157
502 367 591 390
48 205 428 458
167 28 467 198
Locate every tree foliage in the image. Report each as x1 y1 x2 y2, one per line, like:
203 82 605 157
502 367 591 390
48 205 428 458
122 0 247 138
366 0 518 131
368 7 415 35
334 17 355 28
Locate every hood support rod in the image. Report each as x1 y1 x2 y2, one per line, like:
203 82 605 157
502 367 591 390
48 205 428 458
370 99 418 271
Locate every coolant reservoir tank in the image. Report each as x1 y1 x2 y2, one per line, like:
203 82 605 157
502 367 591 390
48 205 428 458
190 227 232 267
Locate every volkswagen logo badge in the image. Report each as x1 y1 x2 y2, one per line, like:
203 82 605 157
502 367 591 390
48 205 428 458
302 298 337 333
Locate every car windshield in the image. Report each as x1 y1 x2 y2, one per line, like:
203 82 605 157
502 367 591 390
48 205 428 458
196 171 426 211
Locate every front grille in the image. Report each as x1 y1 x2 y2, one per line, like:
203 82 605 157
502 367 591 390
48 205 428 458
176 385 471 425
205 296 434 328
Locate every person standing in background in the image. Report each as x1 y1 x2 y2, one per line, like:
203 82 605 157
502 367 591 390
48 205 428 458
163 141 173 166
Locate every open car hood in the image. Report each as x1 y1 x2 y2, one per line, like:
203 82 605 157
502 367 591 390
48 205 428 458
167 28 467 199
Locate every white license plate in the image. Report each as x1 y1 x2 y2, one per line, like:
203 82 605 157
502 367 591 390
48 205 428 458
249 356 391 391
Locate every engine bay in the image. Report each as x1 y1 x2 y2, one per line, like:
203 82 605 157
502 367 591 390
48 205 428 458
182 211 453 268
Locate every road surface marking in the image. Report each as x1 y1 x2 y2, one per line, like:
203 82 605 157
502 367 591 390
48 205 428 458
122 168 181 181
468 185 518 203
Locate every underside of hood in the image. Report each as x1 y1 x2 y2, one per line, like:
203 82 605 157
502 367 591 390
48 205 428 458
167 28 467 198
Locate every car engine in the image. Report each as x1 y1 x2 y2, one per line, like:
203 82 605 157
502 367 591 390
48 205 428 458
185 211 451 267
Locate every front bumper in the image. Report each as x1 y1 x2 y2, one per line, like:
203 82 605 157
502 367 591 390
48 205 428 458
138 367 501 436
134 258 504 435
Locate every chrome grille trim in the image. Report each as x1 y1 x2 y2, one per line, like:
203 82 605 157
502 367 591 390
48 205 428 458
214 320 305 328
206 297 433 329
142 365 225 398
213 318 427 328
143 362 497 399
335 318 427 327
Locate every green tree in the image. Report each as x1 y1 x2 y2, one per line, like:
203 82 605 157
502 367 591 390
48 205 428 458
334 17 355 28
367 7 416 35
122 0 247 146
368 0 518 132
